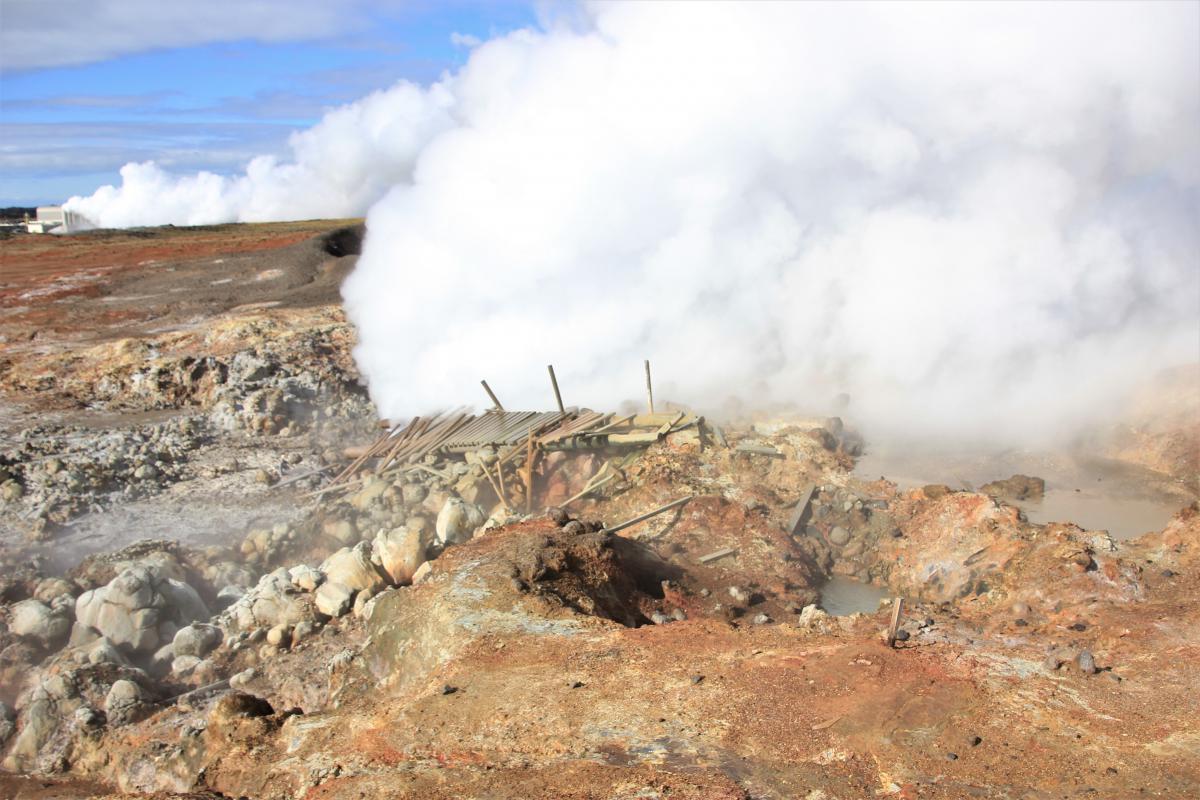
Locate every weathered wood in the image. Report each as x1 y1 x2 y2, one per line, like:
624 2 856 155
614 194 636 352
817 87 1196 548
886 597 905 647
608 495 694 534
787 483 817 536
481 380 504 411
644 359 655 414
547 365 565 413
698 547 737 564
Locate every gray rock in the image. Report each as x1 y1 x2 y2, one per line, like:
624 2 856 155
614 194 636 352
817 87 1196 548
288 565 324 592
1077 650 1097 674
227 571 314 631
9 598 70 648
33 578 76 604
74 566 209 654
434 497 485 547
315 582 354 618
320 543 388 594
828 526 851 546
173 624 222 658
292 619 317 645
105 680 145 726
86 637 128 666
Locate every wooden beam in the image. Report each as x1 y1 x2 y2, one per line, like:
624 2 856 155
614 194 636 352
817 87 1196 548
644 359 655 414
547 364 565 413
481 380 504 411
886 597 905 647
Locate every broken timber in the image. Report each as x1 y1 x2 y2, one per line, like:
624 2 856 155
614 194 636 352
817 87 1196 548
886 597 905 647
607 495 694 534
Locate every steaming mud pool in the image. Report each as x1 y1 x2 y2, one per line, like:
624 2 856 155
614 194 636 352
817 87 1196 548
855 447 1189 540
818 576 889 616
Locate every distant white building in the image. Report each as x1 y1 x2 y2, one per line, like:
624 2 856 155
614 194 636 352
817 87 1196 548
26 206 86 234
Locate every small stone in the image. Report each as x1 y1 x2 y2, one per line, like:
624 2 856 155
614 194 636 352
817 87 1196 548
229 668 256 690
292 620 316 645
894 629 910 642
561 520 585 536
752 613 771 625
1161 569 1175 578
650 612 671 625
1077 650 1097 674
266 624 292 648
569 680 584 689
441 684 458 695
828 526 850 546
946 752 958 761
968 735 982 747
690 674 704 685
699 588 710 598
671 608 687 622
547 507 570 526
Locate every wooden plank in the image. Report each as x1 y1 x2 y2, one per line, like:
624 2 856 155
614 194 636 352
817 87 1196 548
787 483 817 536
698 547 737 564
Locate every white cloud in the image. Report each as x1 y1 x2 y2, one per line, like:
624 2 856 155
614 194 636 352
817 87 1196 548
450 32 483 49
0 0 389 71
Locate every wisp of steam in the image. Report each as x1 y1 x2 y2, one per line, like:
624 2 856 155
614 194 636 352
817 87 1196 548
65 2 1200 443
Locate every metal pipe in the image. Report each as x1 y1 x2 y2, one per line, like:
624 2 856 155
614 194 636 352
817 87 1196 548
481 379 504 411
607 495 694 534
547 364 565 413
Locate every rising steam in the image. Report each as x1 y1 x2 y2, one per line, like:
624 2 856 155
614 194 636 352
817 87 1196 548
66 2 1200 443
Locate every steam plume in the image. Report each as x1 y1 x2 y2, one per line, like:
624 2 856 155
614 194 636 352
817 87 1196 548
67 2 1200 442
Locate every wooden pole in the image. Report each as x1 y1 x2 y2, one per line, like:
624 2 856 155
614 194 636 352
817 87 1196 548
547 364 565 413
524 427 537 513
481 380 504 411
886 597 905 647
644 359 655 414
608 495 694 534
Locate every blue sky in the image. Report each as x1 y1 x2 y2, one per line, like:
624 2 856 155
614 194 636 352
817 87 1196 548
0 1 539 206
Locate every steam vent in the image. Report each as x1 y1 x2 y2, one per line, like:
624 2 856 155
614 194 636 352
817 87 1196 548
1 3 1198 799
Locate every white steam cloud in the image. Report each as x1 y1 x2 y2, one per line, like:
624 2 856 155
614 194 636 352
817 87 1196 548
67 2 1200 443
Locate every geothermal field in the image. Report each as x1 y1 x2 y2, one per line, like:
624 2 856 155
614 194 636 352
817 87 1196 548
2 3 1199 799
0 221 1196 799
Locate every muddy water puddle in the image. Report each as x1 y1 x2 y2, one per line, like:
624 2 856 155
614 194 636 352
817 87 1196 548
855 448 1190 540
819 576 889 616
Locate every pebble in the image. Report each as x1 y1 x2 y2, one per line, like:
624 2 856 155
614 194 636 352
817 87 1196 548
946 752 958 761
828 526 850 546
751 613 771 625
569 680 584 689
690 674 704 685
968 735 982 747
671 608 687 622
894 629 910 642
1076 650 1097 674
441 684 458 695
650 612 671 625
